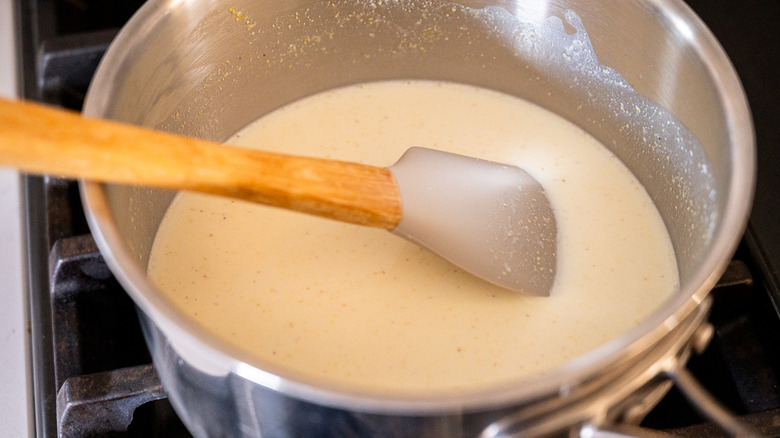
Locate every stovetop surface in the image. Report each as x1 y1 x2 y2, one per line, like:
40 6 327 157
17 1 780 437
0 0 27 435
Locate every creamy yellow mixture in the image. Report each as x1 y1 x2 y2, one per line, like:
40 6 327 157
147 80 678 394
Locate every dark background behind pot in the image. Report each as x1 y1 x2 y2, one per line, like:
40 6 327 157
687 1 780 318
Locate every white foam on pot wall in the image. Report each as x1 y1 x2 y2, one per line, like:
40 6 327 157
0 0 32 436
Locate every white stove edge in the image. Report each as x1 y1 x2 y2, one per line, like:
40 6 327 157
1 0 34 437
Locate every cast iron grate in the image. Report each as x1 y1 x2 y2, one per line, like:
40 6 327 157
50 235 188 437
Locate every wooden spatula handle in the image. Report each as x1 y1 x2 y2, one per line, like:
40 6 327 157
0 98 402 229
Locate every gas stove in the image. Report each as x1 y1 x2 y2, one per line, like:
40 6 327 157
13 1 780 437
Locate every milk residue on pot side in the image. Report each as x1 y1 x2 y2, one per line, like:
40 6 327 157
464 5 716 264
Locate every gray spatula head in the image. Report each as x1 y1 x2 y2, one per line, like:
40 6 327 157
389 147 557 296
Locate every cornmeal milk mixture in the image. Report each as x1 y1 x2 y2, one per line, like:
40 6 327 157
147 80 678 393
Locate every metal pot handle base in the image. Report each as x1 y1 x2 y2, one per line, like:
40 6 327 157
481 263 763 438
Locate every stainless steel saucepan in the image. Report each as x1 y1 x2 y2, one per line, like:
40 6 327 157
80 0 755 436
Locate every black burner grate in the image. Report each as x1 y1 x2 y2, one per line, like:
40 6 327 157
49 234 188 437
17 1 192 436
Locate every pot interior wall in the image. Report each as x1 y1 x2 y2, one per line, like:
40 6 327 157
91 0 729 300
